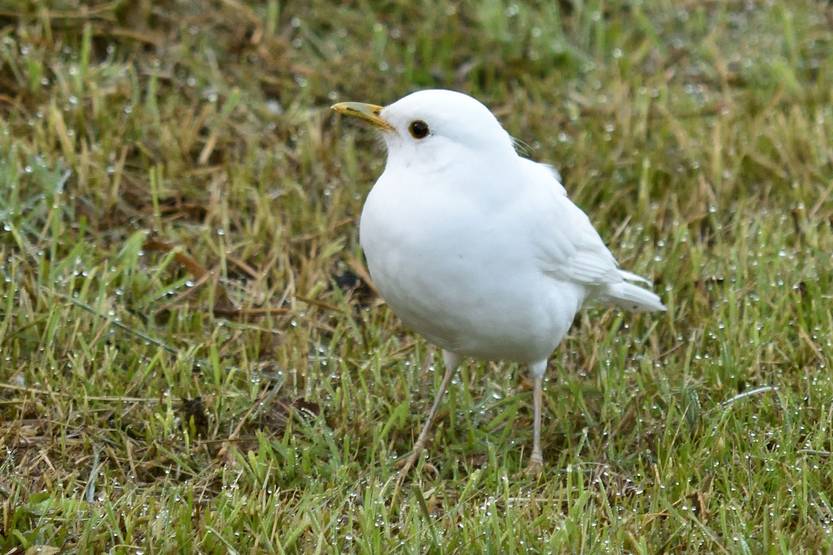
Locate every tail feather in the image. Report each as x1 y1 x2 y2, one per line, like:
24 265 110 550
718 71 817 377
601 270 666 312
617 269 651 285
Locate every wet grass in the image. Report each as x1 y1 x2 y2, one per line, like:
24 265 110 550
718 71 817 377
1 0 832 552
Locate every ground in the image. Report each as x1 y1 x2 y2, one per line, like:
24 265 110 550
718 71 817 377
1 0 832 552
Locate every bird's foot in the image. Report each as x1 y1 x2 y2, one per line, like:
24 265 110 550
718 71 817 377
395 445 425 479
525 454 544 477
396 453 416 478
389 448 424 505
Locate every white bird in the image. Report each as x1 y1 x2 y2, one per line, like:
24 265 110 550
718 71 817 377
332 90 665 478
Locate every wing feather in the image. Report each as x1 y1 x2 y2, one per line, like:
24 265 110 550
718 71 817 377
520 159 665 311
519 159 621 286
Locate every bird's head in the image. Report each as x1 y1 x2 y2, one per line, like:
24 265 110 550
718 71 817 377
332 89 515 171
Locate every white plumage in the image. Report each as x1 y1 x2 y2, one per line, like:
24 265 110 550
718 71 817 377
333 89 665 477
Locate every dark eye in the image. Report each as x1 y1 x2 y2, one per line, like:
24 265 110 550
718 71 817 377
408 120 430 139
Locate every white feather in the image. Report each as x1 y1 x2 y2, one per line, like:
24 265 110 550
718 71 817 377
358 89 665 365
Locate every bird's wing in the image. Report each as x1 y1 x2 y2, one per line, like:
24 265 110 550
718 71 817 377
521 157 566 196
520 159 622 286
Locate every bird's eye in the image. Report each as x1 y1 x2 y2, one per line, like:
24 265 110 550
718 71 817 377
408 120 430 139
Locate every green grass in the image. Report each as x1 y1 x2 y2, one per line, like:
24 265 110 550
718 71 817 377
1 0 832 552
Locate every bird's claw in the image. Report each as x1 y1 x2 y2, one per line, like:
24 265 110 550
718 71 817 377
394 448 422 483
525 455 544 477
396 457 415 481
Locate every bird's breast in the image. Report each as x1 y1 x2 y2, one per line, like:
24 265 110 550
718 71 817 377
358 174 582 362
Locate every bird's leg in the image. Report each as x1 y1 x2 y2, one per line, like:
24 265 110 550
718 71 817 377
396 350 460 483
526 360 547 476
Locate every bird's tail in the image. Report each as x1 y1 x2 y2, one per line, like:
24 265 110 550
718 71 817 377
600 270 666 312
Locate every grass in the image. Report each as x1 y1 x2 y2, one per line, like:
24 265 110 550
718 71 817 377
1 0 832 551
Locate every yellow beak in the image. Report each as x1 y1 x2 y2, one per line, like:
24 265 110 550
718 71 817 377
331 102 394 131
